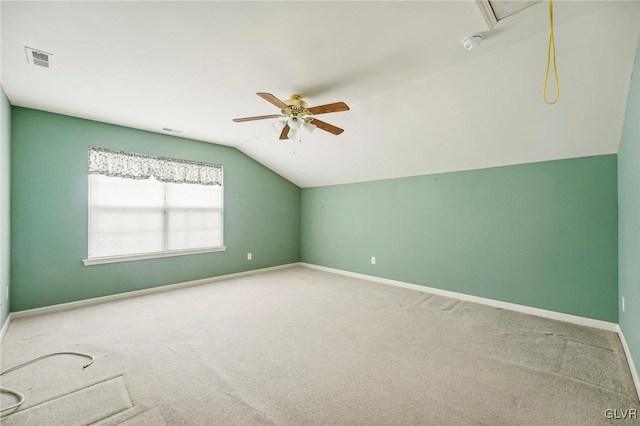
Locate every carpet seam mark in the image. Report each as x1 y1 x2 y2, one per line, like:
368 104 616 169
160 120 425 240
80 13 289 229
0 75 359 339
173 344 278 425
87 405 135 426
3 374 128 415
199 362 277 425
416 293 434 306
560 336 615 352
468 350 630 398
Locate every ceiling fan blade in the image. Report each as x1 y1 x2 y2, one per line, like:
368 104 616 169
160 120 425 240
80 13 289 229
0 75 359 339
307 102 350 115
279 124 290 140
233 114 282 122
309 118 344 135
257 92 288 109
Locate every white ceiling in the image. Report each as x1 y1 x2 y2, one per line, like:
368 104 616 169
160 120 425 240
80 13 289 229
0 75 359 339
2 1 639 187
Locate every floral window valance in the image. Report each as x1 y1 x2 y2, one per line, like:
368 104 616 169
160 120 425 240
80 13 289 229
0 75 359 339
88 147 223 186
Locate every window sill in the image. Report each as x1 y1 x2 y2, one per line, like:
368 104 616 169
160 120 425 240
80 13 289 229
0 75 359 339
82 246 227 266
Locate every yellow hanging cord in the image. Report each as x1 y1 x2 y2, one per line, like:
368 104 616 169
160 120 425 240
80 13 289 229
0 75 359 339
543 0 560 105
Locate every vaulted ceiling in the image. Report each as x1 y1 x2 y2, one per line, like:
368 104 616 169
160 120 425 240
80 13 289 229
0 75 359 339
2 1 639 187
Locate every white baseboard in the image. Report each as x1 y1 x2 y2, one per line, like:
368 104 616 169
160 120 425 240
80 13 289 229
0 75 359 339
0 312 12 343
299 263 619 332
617 325 640 402
10 263 299 320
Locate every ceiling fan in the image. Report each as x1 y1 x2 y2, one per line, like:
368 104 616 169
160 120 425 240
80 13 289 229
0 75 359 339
233 93 349 140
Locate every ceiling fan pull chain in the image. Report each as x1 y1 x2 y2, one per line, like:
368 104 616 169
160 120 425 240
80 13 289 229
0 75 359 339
543 0 560 105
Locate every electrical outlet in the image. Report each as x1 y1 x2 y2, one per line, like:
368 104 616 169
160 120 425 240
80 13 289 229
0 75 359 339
247 253 252 261
5 286 8 300
371 256 376 265
622 296 625 313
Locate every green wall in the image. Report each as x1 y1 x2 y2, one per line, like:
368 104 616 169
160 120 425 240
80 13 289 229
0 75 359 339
11 107 300 311
5 105 625 326
301 156 618 322
618 32 640 374
1 86 10 328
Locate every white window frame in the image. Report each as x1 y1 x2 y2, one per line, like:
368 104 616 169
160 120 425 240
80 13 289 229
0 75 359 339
83 148 225 266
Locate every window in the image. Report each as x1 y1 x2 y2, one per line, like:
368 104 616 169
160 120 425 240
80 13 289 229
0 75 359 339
84 147 224 265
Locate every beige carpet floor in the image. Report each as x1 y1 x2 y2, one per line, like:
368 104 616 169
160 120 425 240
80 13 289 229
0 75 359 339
0 266 638 425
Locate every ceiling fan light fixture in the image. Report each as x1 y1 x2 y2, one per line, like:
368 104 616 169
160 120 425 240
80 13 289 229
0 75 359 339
303 121 317 134
233 93 348 140
288 128 300 142
288 116 303 130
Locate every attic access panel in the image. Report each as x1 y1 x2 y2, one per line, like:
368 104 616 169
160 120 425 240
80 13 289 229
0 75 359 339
489 1 541 20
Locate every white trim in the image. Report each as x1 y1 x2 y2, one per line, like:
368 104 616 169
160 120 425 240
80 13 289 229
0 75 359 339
299 263 619 332
83 246 227 266
474 0 497 30
0 313 12 343
11 263 298 319
617 325 640 402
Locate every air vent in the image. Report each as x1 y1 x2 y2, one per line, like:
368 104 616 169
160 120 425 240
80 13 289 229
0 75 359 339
25 46 53 69
162 128 183 134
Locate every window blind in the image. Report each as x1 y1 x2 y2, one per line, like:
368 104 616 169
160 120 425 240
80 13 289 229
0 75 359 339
87 148 223 259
